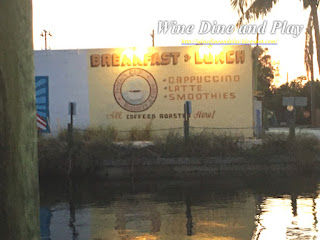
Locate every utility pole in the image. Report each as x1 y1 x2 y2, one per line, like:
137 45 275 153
40 29 52 50
150 29 154 47
253 33 259 92
256 33 259 90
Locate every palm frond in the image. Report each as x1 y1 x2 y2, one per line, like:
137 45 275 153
231 0 248 15
232 0 279 27
304 13 314 77
301 0 312 9
300 0 320 9
301 0 320 9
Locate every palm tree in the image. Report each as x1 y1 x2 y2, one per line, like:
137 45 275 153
231 0 320 125
231 0 320 74
305 13 316 125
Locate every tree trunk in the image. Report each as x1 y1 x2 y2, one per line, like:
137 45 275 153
311 4 319 126
0 0 40 239
312 5 320 74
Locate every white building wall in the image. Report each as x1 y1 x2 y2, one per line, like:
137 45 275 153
34 46 254 137
34 50 90 134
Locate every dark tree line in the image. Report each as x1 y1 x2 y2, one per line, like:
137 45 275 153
255 46 320 126
268 79 320 125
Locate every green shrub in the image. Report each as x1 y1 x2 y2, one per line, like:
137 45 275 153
81 127 116 166
153 131 184 157
262 133 288 154
38 135 68 175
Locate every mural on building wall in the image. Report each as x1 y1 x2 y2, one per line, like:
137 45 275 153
35 76 50 133
114 68 158 112
87 45 254 137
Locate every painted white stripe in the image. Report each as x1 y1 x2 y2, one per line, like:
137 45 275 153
37 116 46 126
37 122 46 130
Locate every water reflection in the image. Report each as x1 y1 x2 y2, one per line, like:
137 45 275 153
68 178 79 240
251 177 320 240
254 196 319 240
185 196 193 236
40 207 52 239
40 176 320 240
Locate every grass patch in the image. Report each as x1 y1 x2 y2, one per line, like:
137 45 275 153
38 127 119 175
244 133 320 166
153 131 244 158
244 133 288 157
289 134 320 171
38 127 320 176
128 122 153 141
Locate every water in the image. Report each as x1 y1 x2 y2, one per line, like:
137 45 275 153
40 176 320 240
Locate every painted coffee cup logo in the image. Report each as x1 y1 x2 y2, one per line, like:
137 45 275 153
114 68 158 112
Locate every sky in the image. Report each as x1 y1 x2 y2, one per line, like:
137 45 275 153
33 0 317 85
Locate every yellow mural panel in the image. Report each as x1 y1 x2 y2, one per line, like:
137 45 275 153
87 45 253 137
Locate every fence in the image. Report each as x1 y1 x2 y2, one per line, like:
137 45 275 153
65 126 257 142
